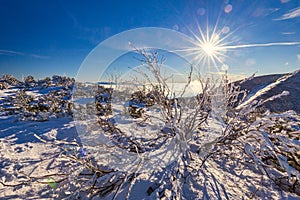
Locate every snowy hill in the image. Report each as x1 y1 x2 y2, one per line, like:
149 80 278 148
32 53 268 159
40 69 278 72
238 70 300 113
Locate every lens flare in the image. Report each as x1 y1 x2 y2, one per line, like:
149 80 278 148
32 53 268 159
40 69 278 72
177 21 300 72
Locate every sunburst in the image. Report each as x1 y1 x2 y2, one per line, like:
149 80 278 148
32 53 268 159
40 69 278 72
201 42 217 56
179 22 300 73
178 22 233 72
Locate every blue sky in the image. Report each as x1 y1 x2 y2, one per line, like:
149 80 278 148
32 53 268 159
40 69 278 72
0 0 299 81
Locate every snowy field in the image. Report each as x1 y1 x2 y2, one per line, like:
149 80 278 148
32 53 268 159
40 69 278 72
1 114 299 199
0 73 300 199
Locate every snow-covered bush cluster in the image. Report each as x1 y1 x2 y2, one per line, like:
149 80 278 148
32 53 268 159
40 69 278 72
0 74 74 121
95 85 113 116
68 48 300 199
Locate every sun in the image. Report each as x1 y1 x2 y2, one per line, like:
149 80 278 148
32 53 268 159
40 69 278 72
201 42 217 56
190 29 228 68
176 23 230 70
177 22 300 71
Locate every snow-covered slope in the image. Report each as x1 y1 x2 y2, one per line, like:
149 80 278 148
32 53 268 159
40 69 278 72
237 70 300 113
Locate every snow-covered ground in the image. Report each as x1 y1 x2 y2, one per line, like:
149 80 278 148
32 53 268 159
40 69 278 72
1 114 299 199
0 115 77 199
1 74 300 199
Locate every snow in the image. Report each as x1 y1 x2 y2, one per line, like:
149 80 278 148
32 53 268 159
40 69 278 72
0 88 18 99
1 73 300 199
0 115 78 199
1 112 299 199
236 71 297 110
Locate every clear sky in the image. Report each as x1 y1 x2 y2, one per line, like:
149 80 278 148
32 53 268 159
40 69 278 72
0 0 299 81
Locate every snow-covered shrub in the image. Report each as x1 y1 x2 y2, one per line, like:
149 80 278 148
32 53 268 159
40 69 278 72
37 76 52 88
1 74 23 87
24 75 36 88
0 75 74 121
126 88 157 118
200 72 300 196
99 49 300 198
95 85 113 116
52 75 75 89
0 81 9 90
